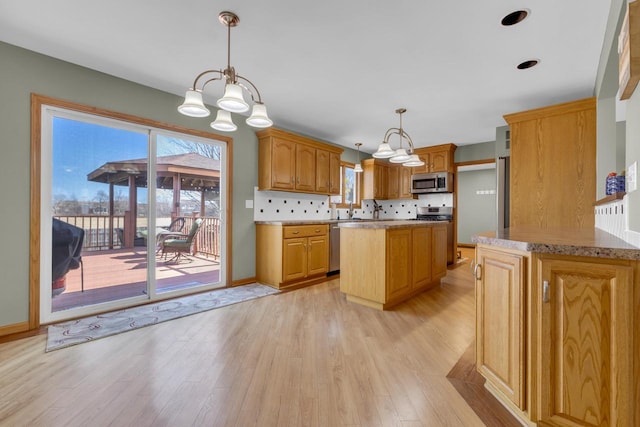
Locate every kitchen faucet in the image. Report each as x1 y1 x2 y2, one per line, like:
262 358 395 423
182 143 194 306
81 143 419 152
348 202 354 219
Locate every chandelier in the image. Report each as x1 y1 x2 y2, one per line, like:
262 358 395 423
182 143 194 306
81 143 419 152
177 11 272 132
372 108 424 167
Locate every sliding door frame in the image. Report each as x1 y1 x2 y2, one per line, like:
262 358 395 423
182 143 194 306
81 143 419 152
30 93 233 328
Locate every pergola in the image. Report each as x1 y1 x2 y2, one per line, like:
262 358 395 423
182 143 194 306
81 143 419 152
87 153 220 248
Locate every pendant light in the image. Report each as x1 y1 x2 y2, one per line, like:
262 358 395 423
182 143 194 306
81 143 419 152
373 108 424 167
177 11 272 131
354 143 363 173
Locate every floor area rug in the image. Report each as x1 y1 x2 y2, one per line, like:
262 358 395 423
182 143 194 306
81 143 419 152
46 283 279 352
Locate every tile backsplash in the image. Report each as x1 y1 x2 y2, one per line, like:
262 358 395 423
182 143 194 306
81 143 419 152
253 188 454 221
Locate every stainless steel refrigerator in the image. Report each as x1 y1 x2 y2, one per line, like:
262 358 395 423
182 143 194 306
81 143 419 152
496 156 510 229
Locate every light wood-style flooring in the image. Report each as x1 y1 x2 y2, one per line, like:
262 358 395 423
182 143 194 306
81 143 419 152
0 249 516 426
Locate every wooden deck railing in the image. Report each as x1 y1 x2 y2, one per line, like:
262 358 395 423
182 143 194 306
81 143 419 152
53 215 221 259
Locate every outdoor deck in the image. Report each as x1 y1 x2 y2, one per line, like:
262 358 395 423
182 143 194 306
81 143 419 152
52 248 221 312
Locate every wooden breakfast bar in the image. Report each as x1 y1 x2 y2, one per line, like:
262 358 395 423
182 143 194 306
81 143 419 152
338 220 448 310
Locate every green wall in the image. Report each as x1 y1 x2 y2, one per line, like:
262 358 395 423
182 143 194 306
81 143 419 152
454 141 496 163
457 168 497 244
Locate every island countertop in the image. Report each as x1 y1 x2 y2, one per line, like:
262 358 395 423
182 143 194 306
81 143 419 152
254 219 440 227
472 226 640 260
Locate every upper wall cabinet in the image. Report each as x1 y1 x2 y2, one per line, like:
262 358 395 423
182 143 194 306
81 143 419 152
362 159 413 200
412 144 457 174
258 128 344 195
504 97 596 229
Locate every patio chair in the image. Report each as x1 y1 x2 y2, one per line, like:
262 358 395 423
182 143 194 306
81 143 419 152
166 217 185 233
160 218 203 263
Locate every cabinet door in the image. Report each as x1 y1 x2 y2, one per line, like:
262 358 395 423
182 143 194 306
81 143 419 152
316 149 330 193
271 138 296 189
329 152 341 195
375 164 388 199
430 150 450 172
385 229 412 300
307 235 328 276
475 247 525 409
282 237 307 282
399 166 413 198
537 258 633 427
412 227 432 288
431 226 448 278
296 145 316 192
387 165 400 199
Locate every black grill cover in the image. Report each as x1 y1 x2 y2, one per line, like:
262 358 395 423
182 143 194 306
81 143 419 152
52 218 84 281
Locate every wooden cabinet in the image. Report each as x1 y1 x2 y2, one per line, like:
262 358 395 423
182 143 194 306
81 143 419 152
412 144 457 173
504 98 596 229
475 246 526 410
362 159 414 200
474 244 639 427
362 159 387 199
256 223 329 289
295 144 316 192
340 224 447 310
258 128 343 195
535 255 635 427
399 167 413 199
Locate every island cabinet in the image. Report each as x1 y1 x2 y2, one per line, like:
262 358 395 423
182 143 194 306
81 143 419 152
475 246 526 410
473 233 640 427
411 143 457 174
257 128 343 195
256 224 329 289
340 222 447 310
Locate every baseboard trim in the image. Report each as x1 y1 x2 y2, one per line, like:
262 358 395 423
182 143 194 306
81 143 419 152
0 321 32 339
457 243 476 248
231 277 258 287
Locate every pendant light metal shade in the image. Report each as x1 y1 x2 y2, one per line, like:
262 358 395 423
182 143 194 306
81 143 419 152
210 110 237 132
178 11 272 131
217 83 249 113
177 90 211 117
246 103 273 128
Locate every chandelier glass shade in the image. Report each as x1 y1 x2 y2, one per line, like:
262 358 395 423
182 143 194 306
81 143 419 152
177 11 272 131
372 108 424 167
354 143 363 173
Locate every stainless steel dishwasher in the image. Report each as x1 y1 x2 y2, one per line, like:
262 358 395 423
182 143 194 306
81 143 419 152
329 224 340 273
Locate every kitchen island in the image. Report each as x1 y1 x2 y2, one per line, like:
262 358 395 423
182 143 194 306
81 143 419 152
472 227 640 427
339 220 448 310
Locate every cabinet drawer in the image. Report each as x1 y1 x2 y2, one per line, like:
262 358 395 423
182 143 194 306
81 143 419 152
283 224 328 239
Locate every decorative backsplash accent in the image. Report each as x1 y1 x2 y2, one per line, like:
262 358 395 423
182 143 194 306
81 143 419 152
253 188 454 222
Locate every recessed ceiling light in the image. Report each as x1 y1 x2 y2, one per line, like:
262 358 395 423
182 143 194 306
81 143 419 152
501 10 529 26
517 59 539 70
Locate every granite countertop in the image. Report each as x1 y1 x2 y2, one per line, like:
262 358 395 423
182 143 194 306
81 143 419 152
254 219 444 228
337 220 445 229
472 227 640 260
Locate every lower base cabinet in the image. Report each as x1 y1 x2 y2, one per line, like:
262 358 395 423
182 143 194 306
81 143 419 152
475 245 639 427
257 224 329 289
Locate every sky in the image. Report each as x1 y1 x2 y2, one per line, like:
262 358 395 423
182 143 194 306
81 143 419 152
52 117 148 202
51 116 212 205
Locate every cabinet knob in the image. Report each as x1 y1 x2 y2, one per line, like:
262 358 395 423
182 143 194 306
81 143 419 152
543 280 550 303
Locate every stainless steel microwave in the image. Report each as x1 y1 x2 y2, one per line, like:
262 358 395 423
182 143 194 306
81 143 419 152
410 172 453 194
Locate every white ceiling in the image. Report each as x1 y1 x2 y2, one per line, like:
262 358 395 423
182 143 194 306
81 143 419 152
0 0 611 154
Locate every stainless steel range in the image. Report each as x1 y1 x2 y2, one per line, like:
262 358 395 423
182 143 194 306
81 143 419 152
416 206 454 265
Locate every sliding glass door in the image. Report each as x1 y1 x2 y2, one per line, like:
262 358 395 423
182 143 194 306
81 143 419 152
40 107 226 323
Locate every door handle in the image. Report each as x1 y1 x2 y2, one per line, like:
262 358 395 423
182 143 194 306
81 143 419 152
292 231 300 234
470 260 476 275
474 264 481 280
543 280 550 303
